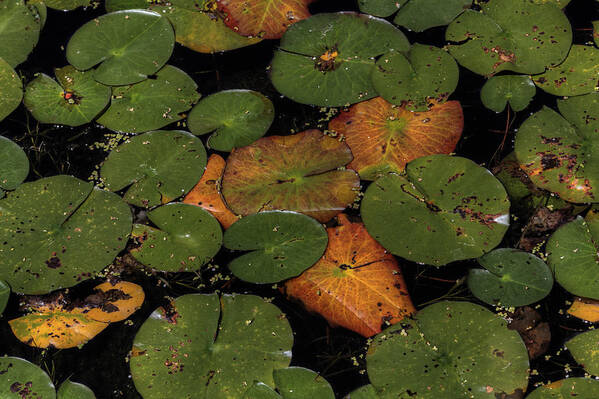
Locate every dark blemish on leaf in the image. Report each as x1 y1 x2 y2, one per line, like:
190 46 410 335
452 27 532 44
45 256 61 269
540 153 559 170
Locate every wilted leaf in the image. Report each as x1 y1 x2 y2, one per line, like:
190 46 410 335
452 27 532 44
284 214 414 337
0 357 55 398
328 98 463 180
480 75 536 113
526 378 599 398
57 379 96 399
82 281 145 323
0 58 22 122
223 211 327 284
506 306 551 359
183 154 238 229
0 0 41 67
567 296 599 322
0 135 28 191
219 0 313 39
394 0 471 32
221 129 360 222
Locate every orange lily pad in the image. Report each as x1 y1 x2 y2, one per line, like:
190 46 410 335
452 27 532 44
82 281 145 323
219 0 313 39
567 297 599 323
283 214 415 337
183 154 239 229
328 97 463 180
221 129 360 223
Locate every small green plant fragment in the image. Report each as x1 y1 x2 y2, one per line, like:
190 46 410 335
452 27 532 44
367 301 529 398
532 45 599 96
97 65 199 133
372 44 459 111
480 75 536 113
345 385 379 399
57 379 96 399
244 382 281 398
42 0 91 10
223 211 327 284
0 58 22 122
0 135 29 191
0 175 132 294
130 293 293 399
24 66 111 126
273 367 335 399
526 378 599 398
130 203 222 272
0 0 41 67
0 356 56 398
514 93 599 203
187 89 274 151
100 130 206 208
66 10 174 86
357 0 406 17
566 329 599 376
468 248 553 307
0 280 9 316
361 154 510 266
270 12 410 106
546 215 599 299
393 0 471 32
446 0 572 75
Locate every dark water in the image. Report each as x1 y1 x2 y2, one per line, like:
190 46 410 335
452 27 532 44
1 0 598 398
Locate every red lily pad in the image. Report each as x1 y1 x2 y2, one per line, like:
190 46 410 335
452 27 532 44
221 129 360 222
328 97 463 180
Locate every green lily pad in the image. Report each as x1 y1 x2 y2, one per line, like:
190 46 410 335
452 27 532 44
594 21 599 47
24 66 111 126
480 75 536 113
43 0 91 10
57 380 96 399
532 45 599 96
223 211 327 284
221 129 360 223
546 215 599 299
0 0 41 67
130 293 293 399
361 154 510 266
0 58 22 122
371 44 459 111
346 385 379 399
532 0 571 7
105 0 147 11
0 280 9 315
244 382 281 398
0 135 28 191
468 248 553 307
0 356 55 398
273 367 335 399
270 12 410 107
526 378 599 398
357 0 405 17
446 0 572 75
0 175 132 294
567 329 599 375
187 89 274 151
514 95 599 204
100 130 206 208
393 0 471 32
97 65 200 133
66 10 174 86
130 203 222 272
366 301 529 398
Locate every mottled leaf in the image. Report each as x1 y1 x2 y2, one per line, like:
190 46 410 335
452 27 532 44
0 357 55 398
82 281 145 323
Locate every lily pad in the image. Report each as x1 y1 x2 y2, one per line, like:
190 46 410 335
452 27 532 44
244 382 280 399
567 296 599 322
566 329 599 375
357 0 405 17
57 380 96 399
0 0 41 67
526 378 599 398
361 154 510 266
0 58 22 122
187 89 274 151
514 95 599 203
43 0 91 10
270 12 410 106
446 0 572 75
130 293 293 399
66 10 174 86
0 135 28 191
82 281 145 323
371 44 459 111
100 130 206 208
480 75 536 113
0 357 55 399
273 367 335 399
346 385 379 399
0 280 9 315
97 65 200 133
532 45 599 96
223 211 327 284
594 21 599 47
0 175 132 294
24 66 111 126
130 203 222 272
366 301 529 398
105 0 147 11
393 0 471 32
546 215 599 299
219 0 313 39
468 248 553 307
221 129 360 222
